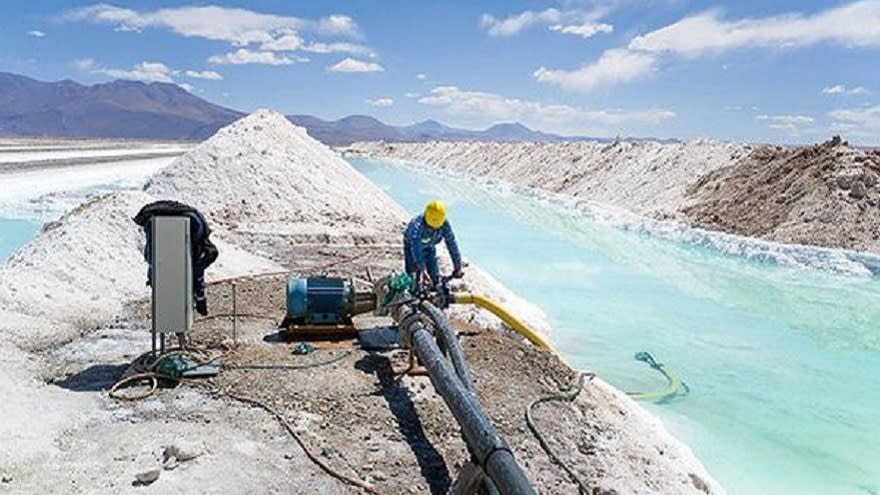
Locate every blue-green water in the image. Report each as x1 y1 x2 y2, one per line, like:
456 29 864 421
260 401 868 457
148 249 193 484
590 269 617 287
349 157 880 495
0 217 40 261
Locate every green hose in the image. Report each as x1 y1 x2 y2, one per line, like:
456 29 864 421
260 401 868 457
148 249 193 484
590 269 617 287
626 351 687 403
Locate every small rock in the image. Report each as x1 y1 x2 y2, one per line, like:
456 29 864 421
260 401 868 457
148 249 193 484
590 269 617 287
836 175 853 190
163 440 204 463
2 476 12 483
162 457 179 471
135 468 161 485
372 471 388 481
850 180 867 199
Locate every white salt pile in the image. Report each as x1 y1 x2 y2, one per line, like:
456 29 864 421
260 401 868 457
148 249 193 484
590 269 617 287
348 139 746 219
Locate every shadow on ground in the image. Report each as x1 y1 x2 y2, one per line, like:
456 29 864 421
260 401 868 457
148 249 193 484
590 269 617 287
54 363 128 392
356 353 452 495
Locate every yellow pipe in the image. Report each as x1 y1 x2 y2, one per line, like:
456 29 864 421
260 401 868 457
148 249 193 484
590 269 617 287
452 292 552 350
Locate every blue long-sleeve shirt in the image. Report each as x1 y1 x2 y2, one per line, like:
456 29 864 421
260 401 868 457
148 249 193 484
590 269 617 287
404 215 462 271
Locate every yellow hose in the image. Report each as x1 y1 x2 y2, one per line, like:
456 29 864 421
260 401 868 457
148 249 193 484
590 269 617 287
626 362 683 402
452 292 552 350
451 293 685 402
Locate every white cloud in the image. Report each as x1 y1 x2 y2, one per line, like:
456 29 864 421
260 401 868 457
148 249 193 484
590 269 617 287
405 92 420 98
829 104 880 139
260 33 303 51
536 2 880 92
549 21 613 39
63 5 366 64
629 2 880 57
480 8 561 36
755 114 816 136
481 7 615 38
93 61 176 83
823 84 870 95
208 49 299 65
178 82 195 92
185 70 223 80
64 5 361 42
302 41 371 55
27 30 46 38
366 97 394 107
418 85 675 135
416 73 426 80
328 57 384 73
318 15 358 36
73 58 96 70
534 48 657 91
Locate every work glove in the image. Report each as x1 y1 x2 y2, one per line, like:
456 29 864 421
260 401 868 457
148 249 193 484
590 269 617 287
452 268 465 279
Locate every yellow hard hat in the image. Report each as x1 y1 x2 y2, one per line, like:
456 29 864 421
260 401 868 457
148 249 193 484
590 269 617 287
424 199 446 229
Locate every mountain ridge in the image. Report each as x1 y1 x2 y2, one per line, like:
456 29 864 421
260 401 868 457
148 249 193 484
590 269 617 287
0 72 676 144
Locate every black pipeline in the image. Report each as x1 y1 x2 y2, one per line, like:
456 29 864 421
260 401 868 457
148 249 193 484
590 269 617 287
394 303 536 495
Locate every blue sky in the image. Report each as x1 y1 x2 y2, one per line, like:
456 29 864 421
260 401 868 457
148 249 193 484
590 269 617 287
2 1 880 143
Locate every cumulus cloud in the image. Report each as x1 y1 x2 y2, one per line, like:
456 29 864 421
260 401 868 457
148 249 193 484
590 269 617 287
823 84 870 95
208 49 300 65
185 70 223 80
829 104 880 140
538 1 880 92
27 30 46 38
260 33 303 51
302 41 372 55
92 61 176 83
366 97 393 107
534 48 657 91
480 7 615 39
549 22 613 39
416 73 426 80
629 2 880 57
480 8 562 36
61 4 369 62
755 114 816 136
328 57 384 73
73 58 96 70
63 5 360 42
418 85 675 135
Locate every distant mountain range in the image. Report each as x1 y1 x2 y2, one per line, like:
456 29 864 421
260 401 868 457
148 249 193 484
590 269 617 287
286 114 575 145
0 72 242 140
0 72 664 144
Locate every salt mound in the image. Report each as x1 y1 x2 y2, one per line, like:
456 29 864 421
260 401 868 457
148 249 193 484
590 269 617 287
145 109 406 244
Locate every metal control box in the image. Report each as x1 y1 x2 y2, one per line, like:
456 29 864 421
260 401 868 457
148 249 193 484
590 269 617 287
151 216 193 334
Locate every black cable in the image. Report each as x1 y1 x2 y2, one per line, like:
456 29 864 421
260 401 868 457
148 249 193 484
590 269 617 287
222 351 352 371
525 372 595 495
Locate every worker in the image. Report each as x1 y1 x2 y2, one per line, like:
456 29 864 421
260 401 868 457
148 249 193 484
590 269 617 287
404 199 464 289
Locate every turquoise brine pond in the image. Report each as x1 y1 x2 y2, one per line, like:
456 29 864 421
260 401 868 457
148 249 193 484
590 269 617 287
0 216 40 261
348 157 880 495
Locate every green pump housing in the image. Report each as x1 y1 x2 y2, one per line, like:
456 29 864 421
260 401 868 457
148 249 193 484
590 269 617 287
284 276 375 326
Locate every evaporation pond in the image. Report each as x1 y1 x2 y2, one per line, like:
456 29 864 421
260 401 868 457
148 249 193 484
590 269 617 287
349 157 880 495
